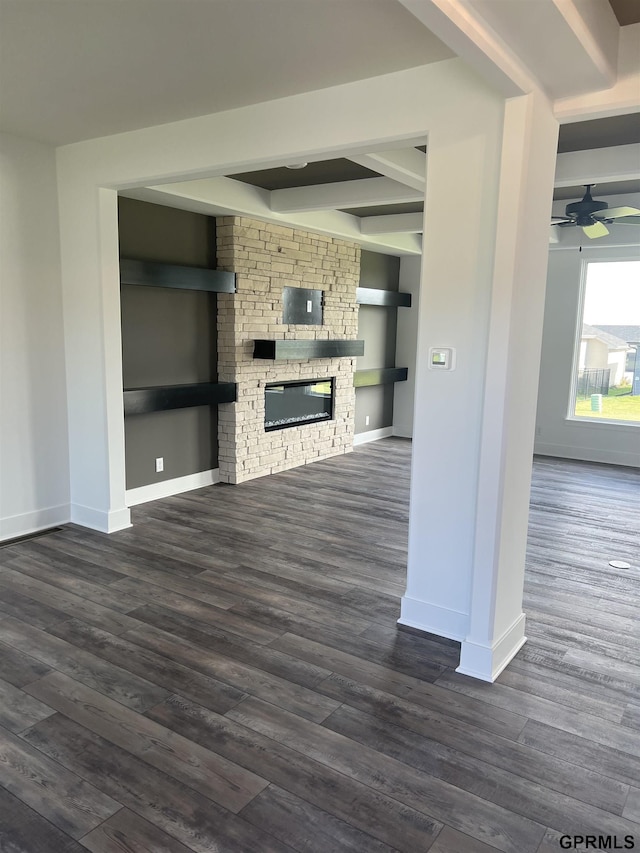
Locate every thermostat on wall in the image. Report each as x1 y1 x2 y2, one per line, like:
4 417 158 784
428 347 456 370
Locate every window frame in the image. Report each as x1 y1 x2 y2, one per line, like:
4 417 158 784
566 254 640 428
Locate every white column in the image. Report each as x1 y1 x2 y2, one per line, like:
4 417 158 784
457 91 559 680
400 97 506 641
57 176 130 533
400 90 558 682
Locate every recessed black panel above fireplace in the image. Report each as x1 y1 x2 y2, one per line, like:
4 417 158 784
265 378 334 431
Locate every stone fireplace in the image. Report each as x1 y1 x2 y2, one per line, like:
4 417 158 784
216 216 361 484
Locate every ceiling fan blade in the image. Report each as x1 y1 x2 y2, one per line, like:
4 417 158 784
601 206 640 219
583 221 609 238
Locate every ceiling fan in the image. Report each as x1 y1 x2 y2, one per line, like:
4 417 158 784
551 185 640 238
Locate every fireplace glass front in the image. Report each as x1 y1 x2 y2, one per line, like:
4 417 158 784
265 378 334 431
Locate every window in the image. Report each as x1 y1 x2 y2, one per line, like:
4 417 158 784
570 260 640 424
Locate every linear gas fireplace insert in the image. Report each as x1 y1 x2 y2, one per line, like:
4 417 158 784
264 378 335 431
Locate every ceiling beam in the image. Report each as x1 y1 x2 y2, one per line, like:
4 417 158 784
360 212 424 235
555 143 640 188
397 0 534 98
551 0 618 89
400 0 620 102
121 177 422 255
554 25 640 122
348 149 426 192
270 177 423 213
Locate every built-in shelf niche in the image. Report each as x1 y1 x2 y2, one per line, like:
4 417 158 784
123 382 237 416
253 339 364 360
354 367 408 388
356 287 411 308
120 258 236 418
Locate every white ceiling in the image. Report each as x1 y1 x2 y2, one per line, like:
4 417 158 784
0 0 453 145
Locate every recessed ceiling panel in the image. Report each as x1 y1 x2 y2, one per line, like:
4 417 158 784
230 159 379 192
344 202 425 218
558 114 640 153
608 0 640 26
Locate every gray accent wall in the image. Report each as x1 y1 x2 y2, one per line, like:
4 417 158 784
355 251 400 434
118 197 218 490
393 255 421 438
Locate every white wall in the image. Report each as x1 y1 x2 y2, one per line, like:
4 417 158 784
608 350 627 387
0 133 70 539
536 222 640 468
392 254 421 438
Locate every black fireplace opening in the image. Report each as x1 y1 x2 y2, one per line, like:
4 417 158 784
265 378 335 431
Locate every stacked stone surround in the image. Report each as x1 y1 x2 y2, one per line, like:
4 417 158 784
216 216 361 484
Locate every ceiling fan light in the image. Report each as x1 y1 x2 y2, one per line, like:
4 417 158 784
582 221 609 238
285 162 308 170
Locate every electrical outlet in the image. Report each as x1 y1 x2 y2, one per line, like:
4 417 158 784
155 457 164 473
365 415 370 426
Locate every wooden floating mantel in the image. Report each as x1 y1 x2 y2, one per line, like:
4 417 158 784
356 287 411 308
354 367 409 388
120 259 236 293
253 339 365 360
123 382 237 416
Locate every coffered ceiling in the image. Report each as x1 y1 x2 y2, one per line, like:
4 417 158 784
222 113 640 235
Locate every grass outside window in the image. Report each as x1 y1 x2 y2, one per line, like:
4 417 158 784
574 385 640 422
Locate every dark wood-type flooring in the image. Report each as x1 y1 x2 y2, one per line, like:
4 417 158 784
0 439 639 852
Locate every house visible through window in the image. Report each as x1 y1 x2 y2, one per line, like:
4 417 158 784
571 260 640 424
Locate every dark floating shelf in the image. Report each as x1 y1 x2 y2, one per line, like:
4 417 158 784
354 367 408 388
253 339 364 361
120 259 236 293
123 382 237 416
356 287 411 308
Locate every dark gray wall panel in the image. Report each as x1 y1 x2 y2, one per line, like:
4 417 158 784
118 197 215 267
121 286 216 388
354 385 394 433
124 408 217 490
359 251 400 291
118 197 218 489
355 251 400 434
357 305 394 370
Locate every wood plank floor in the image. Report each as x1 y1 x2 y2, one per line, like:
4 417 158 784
0 439 638 852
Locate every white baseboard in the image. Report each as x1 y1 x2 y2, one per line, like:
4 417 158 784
456 613 527 682
534 441 639 468
398 595 468 642
353 426 393 446
126 468 220 507
0 504 70 543
70 503 132 534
